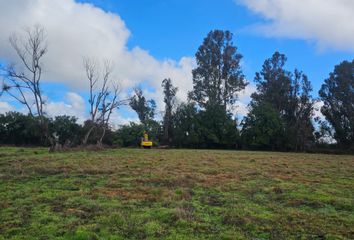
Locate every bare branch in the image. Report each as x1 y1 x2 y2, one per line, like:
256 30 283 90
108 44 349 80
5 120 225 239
82 58 129 145
3 24 48 130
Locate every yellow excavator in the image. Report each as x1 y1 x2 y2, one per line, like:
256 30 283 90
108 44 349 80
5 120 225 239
141 131 153 149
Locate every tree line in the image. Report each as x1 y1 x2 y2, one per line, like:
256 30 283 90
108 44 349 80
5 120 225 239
1 26 353 152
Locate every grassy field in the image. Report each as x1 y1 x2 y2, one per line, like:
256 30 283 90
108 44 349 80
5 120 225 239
0 147 353 240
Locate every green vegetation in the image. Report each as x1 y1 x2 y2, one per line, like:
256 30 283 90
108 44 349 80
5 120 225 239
319 60 354 147
1 147 353 239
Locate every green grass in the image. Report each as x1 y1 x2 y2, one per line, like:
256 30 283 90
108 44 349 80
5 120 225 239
0 147 353 239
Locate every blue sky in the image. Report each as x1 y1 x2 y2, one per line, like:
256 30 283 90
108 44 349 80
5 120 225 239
0 0 353 124
77 0 353 93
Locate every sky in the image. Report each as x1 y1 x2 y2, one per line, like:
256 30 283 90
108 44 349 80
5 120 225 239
0 0 353 125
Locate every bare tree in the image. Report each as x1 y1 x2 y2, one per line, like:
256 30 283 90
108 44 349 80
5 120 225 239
1 25 55 148
97 82 128 146
82 58 127 145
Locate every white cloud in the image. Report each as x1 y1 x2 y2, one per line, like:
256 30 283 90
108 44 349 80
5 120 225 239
234 101 250 119
0 101 14 113
229 84 256 119
109 110 139 129
238 83 256 102
313 100 325 120
45 92 138 126
0 91 137 126
45 92 87 122
237 0 354 51
0 0 194 114
223 88 253 123
0 0 255 123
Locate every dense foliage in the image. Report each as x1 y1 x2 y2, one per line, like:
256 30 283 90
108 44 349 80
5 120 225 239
129 88 156 127
242 52 316 151
162 78 178 145
0 112 43 146
319 60 354 149
189 30 246 109
241 103 284 150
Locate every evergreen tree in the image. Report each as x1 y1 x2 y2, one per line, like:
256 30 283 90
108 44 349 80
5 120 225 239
162 78 178 145
243 52 315 151
286 70 315 151
241 103 284 150
129 88 156 127
172 103 201 148
251 52 292 113
189 30 246 109
184 30 246 149
199 104 239 148
319 60 354 147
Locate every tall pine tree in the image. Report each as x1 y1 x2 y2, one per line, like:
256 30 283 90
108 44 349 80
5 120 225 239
187 30 245 148
162 78 178 145
189 30 246 109
242 52 315 151
319 60 354 148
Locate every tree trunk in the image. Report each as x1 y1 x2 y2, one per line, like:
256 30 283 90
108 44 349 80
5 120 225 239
97 127 106 147
83 126 95 145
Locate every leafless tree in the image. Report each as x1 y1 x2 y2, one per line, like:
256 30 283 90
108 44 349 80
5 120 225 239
1 25 55 148
82 58 128 145
97 82 128 146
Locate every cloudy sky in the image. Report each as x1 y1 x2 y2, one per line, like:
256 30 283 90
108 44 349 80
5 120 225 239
0 0 353 125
